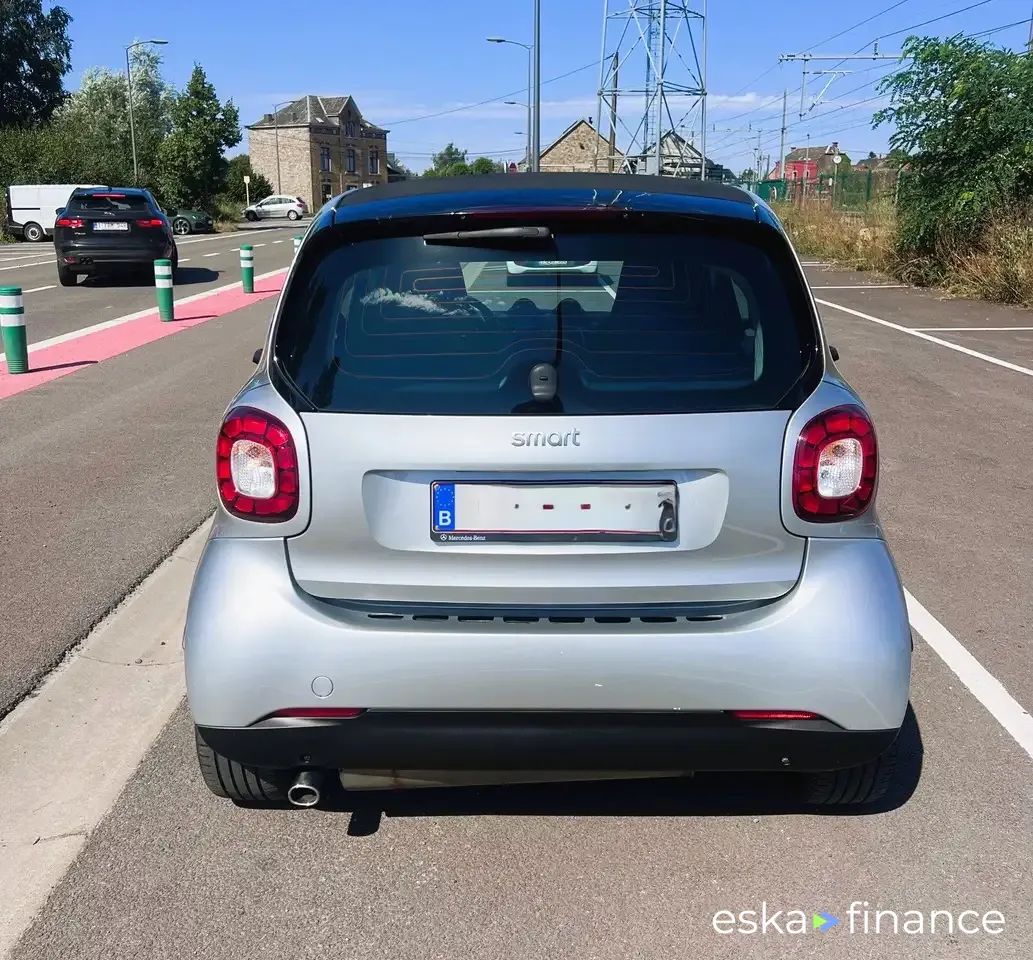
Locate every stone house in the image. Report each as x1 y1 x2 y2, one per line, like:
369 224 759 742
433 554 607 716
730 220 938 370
246 96 389 210
531 119 611 172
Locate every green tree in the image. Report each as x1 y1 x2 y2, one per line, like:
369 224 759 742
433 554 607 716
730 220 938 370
0 0 72 126
875 34 1033 260
223 154 272 204
470 156 503 175
55 45 175 186
157 64 241 207
424 142 469 177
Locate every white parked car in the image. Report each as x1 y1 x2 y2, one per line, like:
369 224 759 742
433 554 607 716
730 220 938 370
243 195 308 222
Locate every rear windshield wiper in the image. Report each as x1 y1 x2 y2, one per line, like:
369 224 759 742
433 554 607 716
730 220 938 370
423 226 552 245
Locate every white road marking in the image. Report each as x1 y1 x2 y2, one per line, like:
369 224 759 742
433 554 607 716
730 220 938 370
0 521 207 955
202 251 221 257
811 284 908 290
24 284 56 294
0 250 53 262
0 268 287 360
175 230 253 245
907 590 1033 761
253 242 266 247
912 326 1033 332
0 259 52 272
179 258 191 263
272 239 284 244
815 298 1033 378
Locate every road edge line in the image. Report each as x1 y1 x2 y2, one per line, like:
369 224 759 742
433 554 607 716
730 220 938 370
906 589 1033 761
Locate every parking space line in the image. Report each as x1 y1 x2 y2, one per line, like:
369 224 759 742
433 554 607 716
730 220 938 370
272 239 284 244
178 258 191 263
202 252 221 257
811 284 908 290
912 326 1033 332
253 243 266 247
24 285 56 294
906 590 1033 761
815 298 1033 378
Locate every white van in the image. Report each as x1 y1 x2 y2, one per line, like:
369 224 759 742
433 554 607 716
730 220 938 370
4 184 106 242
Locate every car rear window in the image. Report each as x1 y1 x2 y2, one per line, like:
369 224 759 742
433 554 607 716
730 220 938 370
273 223 817 415
67 194 152 213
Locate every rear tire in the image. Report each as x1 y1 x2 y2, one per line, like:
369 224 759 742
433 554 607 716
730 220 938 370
803 737 898 807
195 727 288 806
173 217 191 236
57 262 77 286
287 210 300 221
23 222 45 242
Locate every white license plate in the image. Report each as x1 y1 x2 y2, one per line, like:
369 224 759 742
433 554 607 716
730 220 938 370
93 221 129 231
431 482 678 544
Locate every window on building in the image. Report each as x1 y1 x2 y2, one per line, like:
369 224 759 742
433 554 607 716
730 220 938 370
319 146 331 172
347 148 357 173
369 148 380 175
322 181 333 202
345 119 357 137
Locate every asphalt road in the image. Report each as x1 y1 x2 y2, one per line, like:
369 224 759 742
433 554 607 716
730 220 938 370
0 225 299 347
2 262 1032 959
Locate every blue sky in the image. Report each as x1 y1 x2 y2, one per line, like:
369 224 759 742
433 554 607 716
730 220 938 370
60 0 1031 173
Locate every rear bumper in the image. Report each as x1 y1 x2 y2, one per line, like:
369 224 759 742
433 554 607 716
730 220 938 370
197 712 899 773
57 243 173 269
185 536 912 733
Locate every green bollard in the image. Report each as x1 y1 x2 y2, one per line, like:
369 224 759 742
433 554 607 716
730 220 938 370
153 259 174 321
0 286 28 374
293 235 303 257
240 244 255 293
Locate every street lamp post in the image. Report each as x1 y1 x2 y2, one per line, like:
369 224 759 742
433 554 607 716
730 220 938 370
487 37 532 171
272 100 294 195
125 39 168 185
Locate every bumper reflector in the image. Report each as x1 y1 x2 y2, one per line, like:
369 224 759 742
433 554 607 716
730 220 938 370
731 710 819 721
268 707 366 720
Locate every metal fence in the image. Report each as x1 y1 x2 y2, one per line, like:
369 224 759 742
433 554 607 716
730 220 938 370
753 168 901 209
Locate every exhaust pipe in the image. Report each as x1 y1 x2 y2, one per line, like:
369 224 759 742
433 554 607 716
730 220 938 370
287 770 323 808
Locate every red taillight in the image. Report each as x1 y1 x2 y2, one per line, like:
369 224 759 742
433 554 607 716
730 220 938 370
731 710 819 721
55 217 84 228
136 218 165 227
216 407 299 521
792 405 877 522
268 707 365 719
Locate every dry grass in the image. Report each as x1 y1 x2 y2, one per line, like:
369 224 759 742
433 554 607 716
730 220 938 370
771 201 896 274
773 202 1033 307
937 214 1033 306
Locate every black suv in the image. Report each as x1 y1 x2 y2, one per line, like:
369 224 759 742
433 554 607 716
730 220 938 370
54 187 178 286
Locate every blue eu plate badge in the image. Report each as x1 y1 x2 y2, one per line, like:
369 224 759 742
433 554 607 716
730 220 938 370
432 483 456 531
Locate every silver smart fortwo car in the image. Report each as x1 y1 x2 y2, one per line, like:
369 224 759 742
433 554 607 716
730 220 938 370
185 174 911 809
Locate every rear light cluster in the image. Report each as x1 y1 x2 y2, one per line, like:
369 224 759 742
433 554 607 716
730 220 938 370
216 408 299 521
792 405 877 522
136 218 166 228
55 217 84 228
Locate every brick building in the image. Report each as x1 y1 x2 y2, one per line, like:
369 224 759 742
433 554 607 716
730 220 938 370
769 141 844 186
246 96 389 210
